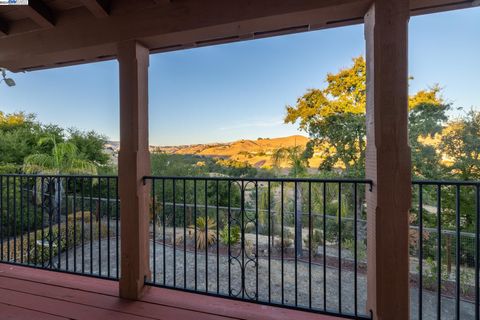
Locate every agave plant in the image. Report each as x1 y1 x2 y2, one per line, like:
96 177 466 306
189 216 217 250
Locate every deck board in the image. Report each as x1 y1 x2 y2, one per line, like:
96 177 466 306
0 264 343 320
0 303 68 320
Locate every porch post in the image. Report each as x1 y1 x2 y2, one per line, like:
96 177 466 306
364 1 411 319
117 40 151 300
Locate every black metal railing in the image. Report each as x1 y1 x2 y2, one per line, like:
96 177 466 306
144 176 372 319
3 174 478 319
0 174 120 280
411 180 480 320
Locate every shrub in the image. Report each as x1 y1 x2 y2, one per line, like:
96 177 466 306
422 257 449 290
2 211 108 265
219 224 240 246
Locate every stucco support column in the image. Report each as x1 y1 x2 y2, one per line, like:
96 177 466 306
364 1 411 319
117 40 151 300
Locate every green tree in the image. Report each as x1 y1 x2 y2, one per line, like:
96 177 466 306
271 145 309 177
0 112 64 169
285 56 447 178
408 87 449 179
67 128 110 166
440 110 480 180
284 57 366 176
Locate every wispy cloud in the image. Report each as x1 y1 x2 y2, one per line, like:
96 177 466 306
218 118 284 131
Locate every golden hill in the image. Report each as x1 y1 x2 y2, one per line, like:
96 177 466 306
152 135 323 169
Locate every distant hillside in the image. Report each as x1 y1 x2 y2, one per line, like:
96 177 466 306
151 135 322 169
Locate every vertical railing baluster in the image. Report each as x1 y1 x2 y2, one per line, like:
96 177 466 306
354 183 358 317
183 179 187 289
268 181 271 304
437 184 442 320
6 176 10 262
90 178 94 274
57 177 61 269
27 177 31 264
48 178 54 268
338 182 342 313
107 177 110 278
228 180 231 296
216 180 219 295
115 177 119 279
40 177 45 266
255 181 259 301
455 185 460 320
204 179 208 292
34 177 38 265
323 182 327 311
73 177 77 273
241 180 245 300
174 179 177 288
65 177 69 271
81 178 85 274
476 184 480 320
281 181 284 305
13 176 16 263
419 184 424 320
194 179 197 291
294 181 298 307
20 176 24 264
308 181 312 309
162 179 166 286
98 177 102 276
152 179 156 284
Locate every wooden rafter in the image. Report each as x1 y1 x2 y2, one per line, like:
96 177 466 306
22 0 54 28
81 0 110 18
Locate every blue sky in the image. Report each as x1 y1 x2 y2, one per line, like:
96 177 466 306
0 7 479 146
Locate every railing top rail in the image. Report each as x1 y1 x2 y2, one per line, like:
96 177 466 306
0 173 117 179
1 174 478 186
412 179 480 186
143 175 373 184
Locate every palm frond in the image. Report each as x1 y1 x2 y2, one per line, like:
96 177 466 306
23 154 55 174
56 142 78 160
69 159 98 175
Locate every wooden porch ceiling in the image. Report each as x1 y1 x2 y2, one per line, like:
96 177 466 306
0 0 477 72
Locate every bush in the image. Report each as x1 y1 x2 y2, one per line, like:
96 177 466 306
219 224 240 245
2 211 109 265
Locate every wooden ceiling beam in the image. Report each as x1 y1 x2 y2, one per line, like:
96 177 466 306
22 0 55 28
81 0 110 18
0 18 8 36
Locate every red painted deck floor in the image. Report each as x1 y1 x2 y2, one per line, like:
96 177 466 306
0 264 343 320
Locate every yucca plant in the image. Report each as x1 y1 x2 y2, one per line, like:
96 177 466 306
189 216 217 249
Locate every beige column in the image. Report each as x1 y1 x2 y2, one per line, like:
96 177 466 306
364 1 411 319
117 40 151 300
